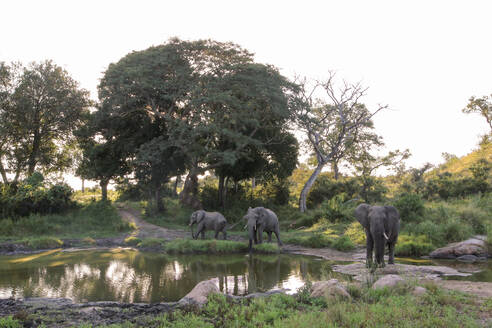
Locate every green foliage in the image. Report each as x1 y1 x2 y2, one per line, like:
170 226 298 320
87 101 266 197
164 239 248 254
0 174 74 219
395 235 434 256
0 60 92 181
344 221 366 245
124 236 142 246
306 174 358 208
252 243 280 253
0 316 22 328
137 238 165 250
25 237 63 250
100 284 483 328
0 201 133 241
332 235 355 251
393 192 425 223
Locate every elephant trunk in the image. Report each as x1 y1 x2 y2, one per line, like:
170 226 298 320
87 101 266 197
248 224 256 252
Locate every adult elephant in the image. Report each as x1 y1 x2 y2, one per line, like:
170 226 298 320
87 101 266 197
189 210 227 240
243 207 282 252
354 204 400 268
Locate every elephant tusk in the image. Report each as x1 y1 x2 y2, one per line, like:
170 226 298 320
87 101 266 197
383 232 389 240
244 224 248 230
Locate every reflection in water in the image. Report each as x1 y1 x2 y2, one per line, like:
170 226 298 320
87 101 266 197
0 249 338 303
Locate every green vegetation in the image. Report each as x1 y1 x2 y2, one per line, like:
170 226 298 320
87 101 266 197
164 239 244 254
0 316 22 328
10 283 486 328
0 201 133 244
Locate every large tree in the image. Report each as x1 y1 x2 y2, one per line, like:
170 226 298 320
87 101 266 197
463 94 492 133
0 61 91 183
293 73 386 212
97 38 299 209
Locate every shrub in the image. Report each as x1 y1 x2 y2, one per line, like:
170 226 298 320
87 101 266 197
344 222 366 245
25 237 63 250
394 193 425 223
124 236 142 246
395 234 434 256
0 316 22 328
164 239 248 254
332 235 355 251
137 238 165 250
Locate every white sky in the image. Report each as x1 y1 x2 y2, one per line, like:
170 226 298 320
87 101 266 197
1 0 491 187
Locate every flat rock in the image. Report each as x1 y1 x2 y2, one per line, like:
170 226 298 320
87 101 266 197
372 274 404 289
412 286 427 296
332 263 471 282
310 279 351 299
429 237 487 259
178 279 220 306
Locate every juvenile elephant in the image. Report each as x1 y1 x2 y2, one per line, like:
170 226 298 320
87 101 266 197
243 207 282 252
354 204 400 268
189 210 227 240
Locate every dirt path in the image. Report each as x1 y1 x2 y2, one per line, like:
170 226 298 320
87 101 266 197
118 208 189 240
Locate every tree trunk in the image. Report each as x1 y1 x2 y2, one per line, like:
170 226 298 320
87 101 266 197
81 179 85 193
332 161 339 180
155 186 165 213
0 161 8 184
173 175 181 197
27 130 41 176
299 163 324 213
218 175 225 208
179 171 202 210
100 179 109 201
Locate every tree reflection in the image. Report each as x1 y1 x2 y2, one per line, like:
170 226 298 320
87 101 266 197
0 250 330 302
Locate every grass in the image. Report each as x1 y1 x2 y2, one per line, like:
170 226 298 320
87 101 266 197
24 283 487 328
0 201 134 243
162 239 282 254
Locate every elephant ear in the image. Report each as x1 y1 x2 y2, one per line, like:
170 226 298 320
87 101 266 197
383 206 400 236
354 204 371 230
197 210 206 223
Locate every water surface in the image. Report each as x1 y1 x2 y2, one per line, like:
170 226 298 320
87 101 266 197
0 249 338 303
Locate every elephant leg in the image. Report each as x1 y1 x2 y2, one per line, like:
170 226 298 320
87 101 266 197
214 230 219 239
274 230 282 246
249 239 253 252
201 230 205 240
388 242 395 264
267 232 272 242
254 228 258 244
374 234 385 268
257 227 264 244
365 231 374 268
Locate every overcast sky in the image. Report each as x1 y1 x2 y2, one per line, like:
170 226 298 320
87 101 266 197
2 0 491 183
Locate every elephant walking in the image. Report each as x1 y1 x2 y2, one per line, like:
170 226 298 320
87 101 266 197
354 204 400 268
243 207 282 252
189 210 227 240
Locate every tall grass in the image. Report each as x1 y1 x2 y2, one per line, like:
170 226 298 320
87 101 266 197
0 201 133 241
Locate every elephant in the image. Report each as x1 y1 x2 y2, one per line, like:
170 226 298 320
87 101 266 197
354 204 400 268
189 210 227 240
243 207 282 252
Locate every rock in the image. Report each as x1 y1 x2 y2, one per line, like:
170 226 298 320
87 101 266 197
372 274 405 289
457 255 479 262
412 286 427 296
310 279 351 299
429 237 487 259
332 262 471 282
178 279 220 306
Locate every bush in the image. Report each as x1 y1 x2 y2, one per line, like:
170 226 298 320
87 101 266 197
25 237 64 250
124 236 142 246
164 239 248 254
0 173 74 219
332 235 355 251
344 222 366 245
395 234 434 256
307 174 358 208
394 193 425 223
0 316 22 328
